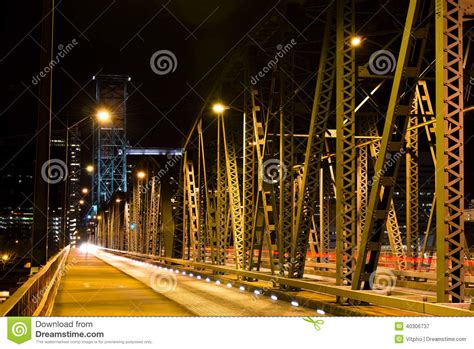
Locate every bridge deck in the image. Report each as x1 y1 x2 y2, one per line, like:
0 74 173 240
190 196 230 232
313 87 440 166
51 249 193 316
51 249 317 316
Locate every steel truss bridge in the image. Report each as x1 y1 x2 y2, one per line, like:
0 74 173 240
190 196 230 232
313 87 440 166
3 0 474 317
92 0 474 313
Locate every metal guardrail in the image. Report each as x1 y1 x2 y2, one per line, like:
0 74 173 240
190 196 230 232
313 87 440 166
101 247 474 316
0 246 70 316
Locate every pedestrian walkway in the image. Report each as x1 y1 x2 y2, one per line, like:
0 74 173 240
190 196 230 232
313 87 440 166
51 249 193 316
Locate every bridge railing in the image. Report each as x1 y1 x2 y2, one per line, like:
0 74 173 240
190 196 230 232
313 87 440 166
98 247 474 316
0 246 70 316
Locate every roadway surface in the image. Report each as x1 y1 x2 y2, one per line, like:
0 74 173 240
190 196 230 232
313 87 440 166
51 248 317 316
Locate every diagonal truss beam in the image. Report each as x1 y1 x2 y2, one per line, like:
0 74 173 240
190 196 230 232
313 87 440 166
290 5 336 279
352 0 422 291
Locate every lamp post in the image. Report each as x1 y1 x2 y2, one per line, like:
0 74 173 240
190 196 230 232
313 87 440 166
1 254 9 270
62 110 111 249
211 103 230 265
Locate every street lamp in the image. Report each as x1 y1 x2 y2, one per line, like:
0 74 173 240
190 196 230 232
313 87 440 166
62 109 112 249
137 171 146 179
212 103 229 114
97 110 111 122
1 254 9 269
350 35 363 47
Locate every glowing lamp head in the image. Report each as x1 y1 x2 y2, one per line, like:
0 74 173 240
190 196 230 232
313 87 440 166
212 103 227 114
2 254 9 261
97 110 111 122
81 188 89 194
86 165 94 173
350 36 362 47
137 171 146 179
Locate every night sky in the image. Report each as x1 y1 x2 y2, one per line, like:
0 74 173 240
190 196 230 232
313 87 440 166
0 0 271 165
1 0 474 205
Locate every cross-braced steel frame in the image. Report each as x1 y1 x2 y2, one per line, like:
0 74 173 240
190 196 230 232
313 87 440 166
95 0 473 310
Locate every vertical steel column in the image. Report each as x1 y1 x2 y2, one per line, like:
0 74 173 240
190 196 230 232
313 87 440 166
124 202 130 251
197 123 208 261
199 122 216 263
182 157 189 258
335 0 356 286
134 179 143 253
406 99 419 269
221 117 245 271
171 164 185 259
435 0 465 303
130 183 139 252
278 47 295 276
128 191 135 252
149 178 160 255
215 114 227 265
142 184 149 254
356 118 369 251
319 166 331 263
185 161 202 261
